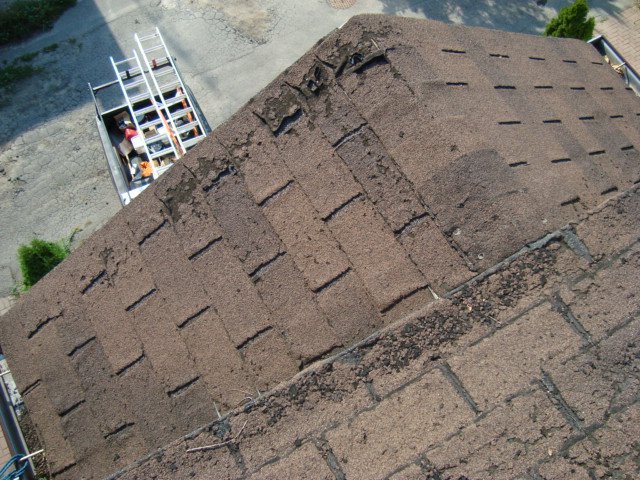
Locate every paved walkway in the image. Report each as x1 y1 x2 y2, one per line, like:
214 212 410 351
595 4 640 71
0 297 14 317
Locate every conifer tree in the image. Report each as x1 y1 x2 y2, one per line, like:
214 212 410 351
544 0 595 41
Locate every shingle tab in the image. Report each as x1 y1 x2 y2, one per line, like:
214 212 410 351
326 197 428 311
262 183 350 291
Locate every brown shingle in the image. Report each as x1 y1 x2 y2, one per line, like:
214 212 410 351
262 183 350 291
326 196 428 310
253 254 340 362
190 239 272 347
204 172 283 275
335 126 426 232
274 119 361 220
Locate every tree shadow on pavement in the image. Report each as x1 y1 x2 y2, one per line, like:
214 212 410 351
377 0 629 35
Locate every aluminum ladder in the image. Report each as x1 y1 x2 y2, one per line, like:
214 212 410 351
109 52 181 177
135 27 207 155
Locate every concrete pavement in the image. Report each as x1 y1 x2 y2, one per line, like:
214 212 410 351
0 0 636 296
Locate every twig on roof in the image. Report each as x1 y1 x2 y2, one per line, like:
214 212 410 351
185 420 248 454
230 388 263 407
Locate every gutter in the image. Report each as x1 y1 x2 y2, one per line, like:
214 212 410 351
588 34 640 96
0 368 34 480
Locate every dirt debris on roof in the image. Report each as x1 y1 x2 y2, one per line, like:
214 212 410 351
0 14 639 479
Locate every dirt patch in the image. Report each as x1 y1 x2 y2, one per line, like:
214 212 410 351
211 0 272 42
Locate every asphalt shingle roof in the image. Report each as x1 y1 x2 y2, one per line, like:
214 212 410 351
1 14 639 478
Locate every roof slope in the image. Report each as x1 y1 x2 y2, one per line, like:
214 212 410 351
114 186 640 480
1 14 639 478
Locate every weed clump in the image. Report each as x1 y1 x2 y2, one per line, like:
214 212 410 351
0 57 41 106
0 63 39 90
17 238 69 290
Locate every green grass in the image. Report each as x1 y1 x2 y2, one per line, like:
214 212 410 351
0 49 43 104
68 36 82 50
0 55 40 107
0 0 77 46
18 51 39 62
0 62 40 90
17 238 70 290
42 42 58 52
